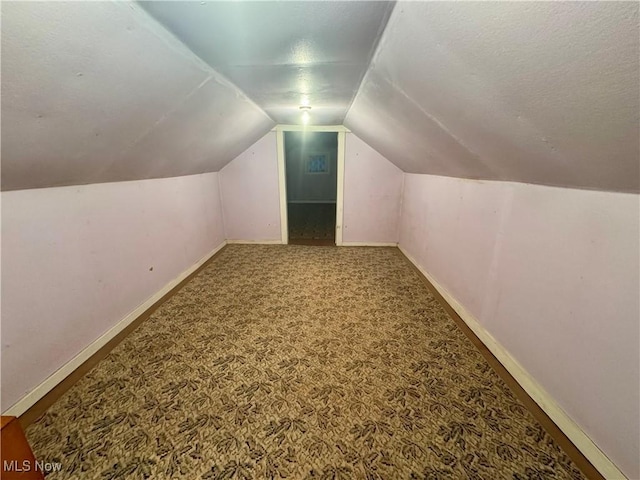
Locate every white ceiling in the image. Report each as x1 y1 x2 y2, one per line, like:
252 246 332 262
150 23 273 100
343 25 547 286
1 1 638 193
139 1 394 126
345 1 640 193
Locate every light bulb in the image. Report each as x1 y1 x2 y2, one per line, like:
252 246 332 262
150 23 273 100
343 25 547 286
299 105 312 125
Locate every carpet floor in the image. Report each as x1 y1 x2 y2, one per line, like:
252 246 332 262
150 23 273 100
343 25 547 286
27 245 585 479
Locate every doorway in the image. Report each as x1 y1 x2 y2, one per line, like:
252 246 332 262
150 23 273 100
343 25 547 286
284 131 338 246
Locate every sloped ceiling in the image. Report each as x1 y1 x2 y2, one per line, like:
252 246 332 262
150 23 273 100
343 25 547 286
345 1 640 193
2 1 638 193
0 1 274 191
139 1 394 126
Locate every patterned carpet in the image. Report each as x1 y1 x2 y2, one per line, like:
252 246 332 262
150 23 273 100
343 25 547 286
26 245 585 479
287 203 336 241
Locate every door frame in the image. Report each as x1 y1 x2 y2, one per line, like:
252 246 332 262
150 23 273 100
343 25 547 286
275 125 348 245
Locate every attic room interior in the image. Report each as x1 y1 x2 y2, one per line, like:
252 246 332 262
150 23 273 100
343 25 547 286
0 1 638 479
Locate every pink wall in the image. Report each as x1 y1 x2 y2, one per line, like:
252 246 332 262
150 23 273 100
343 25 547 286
399 173 640 478
343 134 403 244
1 173 225 412
219 132 403 245
219 132 282 242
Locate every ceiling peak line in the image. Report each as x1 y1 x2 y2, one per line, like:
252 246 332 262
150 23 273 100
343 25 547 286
343 1 397 123
130 1 274 124
113 75 215 165
140 0 396 125
127 1 212 75
392 78 490 170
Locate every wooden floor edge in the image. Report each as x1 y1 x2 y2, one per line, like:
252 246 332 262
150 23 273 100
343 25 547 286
395 247 606 480
18 244 229 429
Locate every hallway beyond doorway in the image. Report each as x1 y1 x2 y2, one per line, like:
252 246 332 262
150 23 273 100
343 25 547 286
287 203 336 246
284 131 338 245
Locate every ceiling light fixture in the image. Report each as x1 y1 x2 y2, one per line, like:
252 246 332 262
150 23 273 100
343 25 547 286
300 105 311 125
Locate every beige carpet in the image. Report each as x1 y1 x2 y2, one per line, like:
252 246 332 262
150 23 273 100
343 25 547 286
27 245 585 479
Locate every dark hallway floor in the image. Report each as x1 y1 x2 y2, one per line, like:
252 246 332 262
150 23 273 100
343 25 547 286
287 203 336 245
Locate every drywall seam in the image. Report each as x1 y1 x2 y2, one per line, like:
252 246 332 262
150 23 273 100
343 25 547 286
116 74 214 161
335 131 346 246
480 184 515 324
276 128 289 244
341 242 397 247
217 172 230 240
126 1 213 73
343 1 396 119
2 240 228 418
390 79 485 166
130 1 273 124
397 172 406 242
398 245 627 480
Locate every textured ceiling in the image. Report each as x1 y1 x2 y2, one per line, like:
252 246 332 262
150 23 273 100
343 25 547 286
345 1 640 193
0 1 274 191
139 1 394 126
2 1 638 193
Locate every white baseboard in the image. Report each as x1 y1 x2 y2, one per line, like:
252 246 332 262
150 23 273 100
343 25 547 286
341 242 398 247
398 245 626 480
3 240 228 418
226 239 283 245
